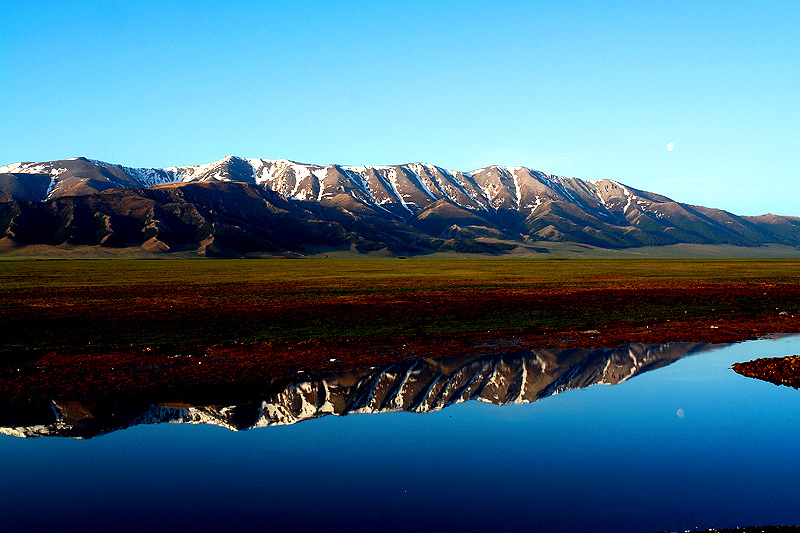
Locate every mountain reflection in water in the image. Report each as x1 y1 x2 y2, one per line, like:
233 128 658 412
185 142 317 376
1 342 717 439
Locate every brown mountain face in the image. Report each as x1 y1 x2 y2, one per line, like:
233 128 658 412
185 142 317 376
0 181 449 255
0 173 52 202
1 156 799 254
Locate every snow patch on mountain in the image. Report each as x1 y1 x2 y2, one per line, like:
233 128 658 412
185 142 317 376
45 177 57 199
0 162 69 176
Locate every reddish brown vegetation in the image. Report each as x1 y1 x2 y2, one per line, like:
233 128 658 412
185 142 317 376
2 309 798 403
2 259 800 403
733 354 800 388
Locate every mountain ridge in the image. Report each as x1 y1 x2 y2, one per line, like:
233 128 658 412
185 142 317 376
2 156 800 254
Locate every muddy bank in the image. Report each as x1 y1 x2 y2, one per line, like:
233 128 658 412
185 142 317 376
649 527 800 533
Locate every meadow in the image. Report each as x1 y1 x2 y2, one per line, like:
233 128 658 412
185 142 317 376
3 257 800 353
2 257 800 400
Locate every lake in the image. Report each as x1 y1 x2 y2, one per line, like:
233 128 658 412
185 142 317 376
2 336 799 532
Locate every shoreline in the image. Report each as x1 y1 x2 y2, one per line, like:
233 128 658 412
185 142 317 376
3 258 800 403
1 317 797 403
733 354 800 388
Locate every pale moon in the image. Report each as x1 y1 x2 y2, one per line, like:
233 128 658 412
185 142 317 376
666 142 675 152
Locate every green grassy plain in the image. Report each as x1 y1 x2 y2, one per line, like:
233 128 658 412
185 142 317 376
2 257 800 365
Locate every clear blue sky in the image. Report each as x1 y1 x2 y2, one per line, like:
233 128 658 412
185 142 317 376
2 1 798 215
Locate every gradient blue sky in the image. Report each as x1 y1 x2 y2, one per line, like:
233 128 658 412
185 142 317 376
2 1 798 215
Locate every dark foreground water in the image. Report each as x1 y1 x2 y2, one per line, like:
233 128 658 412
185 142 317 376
1 336 800 532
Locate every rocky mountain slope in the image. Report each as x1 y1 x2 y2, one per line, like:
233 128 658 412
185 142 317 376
2 156 799 253
0 342 713 439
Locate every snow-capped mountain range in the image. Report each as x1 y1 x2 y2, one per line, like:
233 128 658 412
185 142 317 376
2 156 799 252
0 342 713 439
0 155 724 217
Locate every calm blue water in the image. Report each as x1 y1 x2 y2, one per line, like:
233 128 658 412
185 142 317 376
2 336 800 532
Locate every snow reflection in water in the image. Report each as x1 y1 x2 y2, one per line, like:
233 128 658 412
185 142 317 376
1 341 716 439
2 336 800 532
